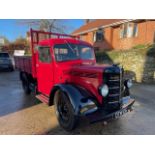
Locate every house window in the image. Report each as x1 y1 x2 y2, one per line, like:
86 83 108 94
123 23 128 38
80 35 84 40
120 25 124 38
153 31 155 43
120 22 138 38
120 23 129 38
133 23 138 37
94 29 104 42
127 23 133 38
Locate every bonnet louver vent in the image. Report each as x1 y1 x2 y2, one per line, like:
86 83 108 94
70 71 97 78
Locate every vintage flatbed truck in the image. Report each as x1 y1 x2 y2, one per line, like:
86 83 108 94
14 29 135 131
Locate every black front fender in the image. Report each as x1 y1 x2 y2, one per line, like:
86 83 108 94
49 84 98 116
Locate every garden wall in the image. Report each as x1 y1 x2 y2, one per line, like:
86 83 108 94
96 44 155 83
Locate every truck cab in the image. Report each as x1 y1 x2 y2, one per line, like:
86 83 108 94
15 29 135 131
36 38 96 95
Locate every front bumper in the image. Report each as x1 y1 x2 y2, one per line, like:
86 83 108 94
86 97 135 123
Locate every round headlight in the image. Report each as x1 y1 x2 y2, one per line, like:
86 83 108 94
100 84 109 97
127 79 133 88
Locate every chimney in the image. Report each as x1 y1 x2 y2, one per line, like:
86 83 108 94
84 19 90 24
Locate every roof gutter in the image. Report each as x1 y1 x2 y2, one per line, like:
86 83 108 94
73 19 138 36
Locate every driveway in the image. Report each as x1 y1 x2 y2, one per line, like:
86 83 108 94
0 71 155 135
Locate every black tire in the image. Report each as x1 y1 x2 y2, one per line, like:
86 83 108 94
54 90 77 131
9 67 14 72
22 79 31 95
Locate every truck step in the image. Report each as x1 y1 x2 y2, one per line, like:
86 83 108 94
36 94 49 104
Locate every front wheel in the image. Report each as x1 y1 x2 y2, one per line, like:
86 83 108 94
54 90 78 131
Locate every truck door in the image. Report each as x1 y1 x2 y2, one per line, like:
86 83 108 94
36 46 53 95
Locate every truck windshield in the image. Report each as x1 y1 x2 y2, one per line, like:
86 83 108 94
54 43 94 62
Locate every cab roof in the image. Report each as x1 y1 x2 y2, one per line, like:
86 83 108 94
39 38 92 47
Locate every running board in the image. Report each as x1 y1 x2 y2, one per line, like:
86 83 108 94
36 94 49 104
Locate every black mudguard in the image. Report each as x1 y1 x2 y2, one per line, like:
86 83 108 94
49 84 97 115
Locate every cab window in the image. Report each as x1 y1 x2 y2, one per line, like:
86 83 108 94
38 47 51 63
54 44 79 62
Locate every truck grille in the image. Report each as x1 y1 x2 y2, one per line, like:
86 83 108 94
103 67 124 111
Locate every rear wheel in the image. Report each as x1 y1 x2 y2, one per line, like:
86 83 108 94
21 77 31 95
9 66 14 72
54 90 77 131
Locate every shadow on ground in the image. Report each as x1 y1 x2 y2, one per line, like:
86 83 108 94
0 71 40 117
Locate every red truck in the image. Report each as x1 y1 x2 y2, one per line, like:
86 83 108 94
14 29 135 131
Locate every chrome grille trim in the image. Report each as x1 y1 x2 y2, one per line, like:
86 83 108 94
109 86 119 90
104 66 124 110
109 94 119 97
119 68 122 103
109 79 120 82
108 101 119 104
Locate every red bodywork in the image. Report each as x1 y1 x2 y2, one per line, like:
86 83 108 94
15 29 109 104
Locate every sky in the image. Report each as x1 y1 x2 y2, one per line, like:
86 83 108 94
0 19 84 42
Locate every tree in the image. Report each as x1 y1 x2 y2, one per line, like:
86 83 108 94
17 19 69 33
14 36 28 45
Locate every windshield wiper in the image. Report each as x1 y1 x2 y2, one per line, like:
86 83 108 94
64 40 80 60
64 40 75 52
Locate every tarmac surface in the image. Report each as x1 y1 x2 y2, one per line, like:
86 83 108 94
0 71 155 135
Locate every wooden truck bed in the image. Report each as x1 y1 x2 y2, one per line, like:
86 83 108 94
14 56 32 75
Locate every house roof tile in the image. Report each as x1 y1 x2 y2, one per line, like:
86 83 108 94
72 19 124 35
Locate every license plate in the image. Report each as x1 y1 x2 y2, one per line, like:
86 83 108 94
114 108 128 119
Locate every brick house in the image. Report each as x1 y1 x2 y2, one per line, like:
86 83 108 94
72 19 155 51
